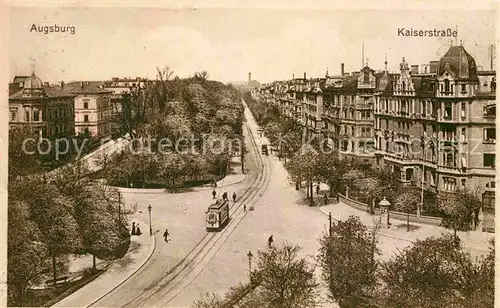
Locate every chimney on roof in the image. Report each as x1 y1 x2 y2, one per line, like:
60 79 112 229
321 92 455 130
304 72 307 80
411 65 419 74
293 74 295 80
429 61 438 74
44 82 49 87
341 63 345 76
81 81 84 88
60 81 64 89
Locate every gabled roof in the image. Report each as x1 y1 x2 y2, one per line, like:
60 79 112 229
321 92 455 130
64 82 112 94
375 71 393 92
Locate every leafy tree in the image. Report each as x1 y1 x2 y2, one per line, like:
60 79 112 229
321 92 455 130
341 169 365 195
317 215 379 308
285 146 318 204
393 187 421 231
313 152 341 197
371 167 401 202
441 188 482 243
380 234 480 308
358 176 382 214
461 239 495 307
27 181 81 285
254 243 319 308
193 292 224 308
75 183 124 270
159 153 187 190
8 199 48 305
8 126 44 180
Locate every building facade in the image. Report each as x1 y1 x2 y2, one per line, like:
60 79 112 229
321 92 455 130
63 81 113 138
104 77 151 134
255 44 495 231
9 73 76 139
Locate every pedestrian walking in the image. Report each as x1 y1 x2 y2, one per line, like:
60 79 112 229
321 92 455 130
316 184 320 196
232 192 237 202
244 204 247 212
163 228 170 242
268 235 274 248
324 194 328 206
212 189 217 199
136 224 142 236
222 192 228 201
131 222 136 235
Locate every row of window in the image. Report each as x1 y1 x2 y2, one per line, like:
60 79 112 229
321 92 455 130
81 98 111 110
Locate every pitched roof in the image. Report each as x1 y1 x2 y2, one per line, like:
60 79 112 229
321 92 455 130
9 84 23 96
63 82 112 94
12 76 29 84
9 86 76 100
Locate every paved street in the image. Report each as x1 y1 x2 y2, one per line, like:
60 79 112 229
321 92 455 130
166 105 414 307
90 104 261 307
59 101 495 308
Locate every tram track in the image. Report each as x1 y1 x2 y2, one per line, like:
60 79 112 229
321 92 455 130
151 121 271 306
122 105 270 307
93 101 270 307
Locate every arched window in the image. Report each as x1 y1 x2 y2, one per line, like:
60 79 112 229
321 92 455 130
444 79 450 92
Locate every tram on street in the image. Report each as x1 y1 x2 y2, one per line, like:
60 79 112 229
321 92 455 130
206 199 230 232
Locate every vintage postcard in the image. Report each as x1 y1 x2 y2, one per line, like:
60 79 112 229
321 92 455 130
1 1 498 307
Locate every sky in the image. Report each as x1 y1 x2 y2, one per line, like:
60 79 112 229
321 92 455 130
7 4 498 84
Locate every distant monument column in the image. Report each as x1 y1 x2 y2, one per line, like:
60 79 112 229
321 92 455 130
248 72 251 83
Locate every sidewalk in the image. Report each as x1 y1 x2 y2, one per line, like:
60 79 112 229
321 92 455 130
300 183 493 257
52 219 155 307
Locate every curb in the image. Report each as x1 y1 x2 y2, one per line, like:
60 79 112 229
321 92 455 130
53 220 157 307
292 181 416 243
85 230 157 307
198 173 249 191
314 204 415 243
109 174 248 194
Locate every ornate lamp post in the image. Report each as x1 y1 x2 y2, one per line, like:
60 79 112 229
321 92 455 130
148 205 152 235
379 197 391 228
247 250 254 281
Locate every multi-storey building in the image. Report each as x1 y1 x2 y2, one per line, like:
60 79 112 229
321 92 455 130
255 44 495 231
9 73 76 139
104 77 151 134
374 44 495 231
63 81 112 138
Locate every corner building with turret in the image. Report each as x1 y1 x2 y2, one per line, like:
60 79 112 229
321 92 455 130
255 44 495 232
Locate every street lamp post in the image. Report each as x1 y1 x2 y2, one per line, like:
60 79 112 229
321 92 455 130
148 204 152 235
118 192 122 232
247 251 253 281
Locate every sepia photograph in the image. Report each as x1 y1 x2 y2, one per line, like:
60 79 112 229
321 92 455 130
2 1 498 307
